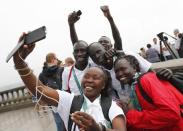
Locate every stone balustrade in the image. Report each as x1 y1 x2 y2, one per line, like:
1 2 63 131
151 58 183 72
0 86 56 131
0 58 182 114
0 86 34 113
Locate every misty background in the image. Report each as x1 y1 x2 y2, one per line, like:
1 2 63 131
0 0 183 90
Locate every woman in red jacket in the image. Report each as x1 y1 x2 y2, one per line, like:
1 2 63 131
114 55 183 131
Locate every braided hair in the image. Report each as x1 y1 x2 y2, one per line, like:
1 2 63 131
114 55 140 73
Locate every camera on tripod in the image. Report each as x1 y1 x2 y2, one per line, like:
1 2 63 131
157 32 180 59
157 32 165 41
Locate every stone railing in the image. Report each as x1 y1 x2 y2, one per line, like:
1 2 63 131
0 59 182 114
0 86 34 113
151 58 183 72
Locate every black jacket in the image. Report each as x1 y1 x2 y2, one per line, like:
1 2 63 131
39 64 64 90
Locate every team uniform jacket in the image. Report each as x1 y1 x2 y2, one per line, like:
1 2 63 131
127 72 183 131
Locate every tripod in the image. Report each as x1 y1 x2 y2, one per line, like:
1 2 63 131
158 32 180 60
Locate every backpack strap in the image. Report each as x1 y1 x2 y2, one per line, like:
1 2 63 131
100 96 112 123
68 95 112 131
68 95 84 131
137 73 154 104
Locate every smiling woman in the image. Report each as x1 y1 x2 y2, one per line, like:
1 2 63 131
114 55 140 85
12 33 126 131
81 67 107 101
114 55 183 131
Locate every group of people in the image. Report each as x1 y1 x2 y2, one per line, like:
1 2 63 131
11 6 183 131
139 29 183 63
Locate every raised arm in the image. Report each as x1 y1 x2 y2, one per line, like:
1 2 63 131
101 6 123 50
68 11 80 45
156 68 183 94
13 34 59 106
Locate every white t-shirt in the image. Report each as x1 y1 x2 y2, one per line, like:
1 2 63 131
62 64 90 95
55 90 125 131
174 37 181 50
124 50 152 73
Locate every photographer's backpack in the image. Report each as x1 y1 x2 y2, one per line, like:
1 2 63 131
137 72 183 118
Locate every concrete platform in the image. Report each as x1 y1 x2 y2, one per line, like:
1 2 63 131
0 106 56 131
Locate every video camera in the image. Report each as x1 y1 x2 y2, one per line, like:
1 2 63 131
157 32 165 41
157 32 180 59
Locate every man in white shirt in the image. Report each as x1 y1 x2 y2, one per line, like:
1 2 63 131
173 29 181 50
173 29 183 58
152 38 160 54
62 40 90 95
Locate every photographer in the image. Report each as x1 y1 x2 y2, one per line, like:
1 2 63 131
173 29 181 51
177 33 183 58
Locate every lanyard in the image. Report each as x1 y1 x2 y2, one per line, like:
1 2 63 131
72 67 83 95
130 73 142 111
82 98 87 112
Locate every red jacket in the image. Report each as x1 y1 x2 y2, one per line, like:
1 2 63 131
127 72 183 131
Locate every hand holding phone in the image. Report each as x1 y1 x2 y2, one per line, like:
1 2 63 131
6 26 46 62
24 26 46 44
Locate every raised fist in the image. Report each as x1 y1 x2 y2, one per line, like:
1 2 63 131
68 11 81 25
100 5 111 18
